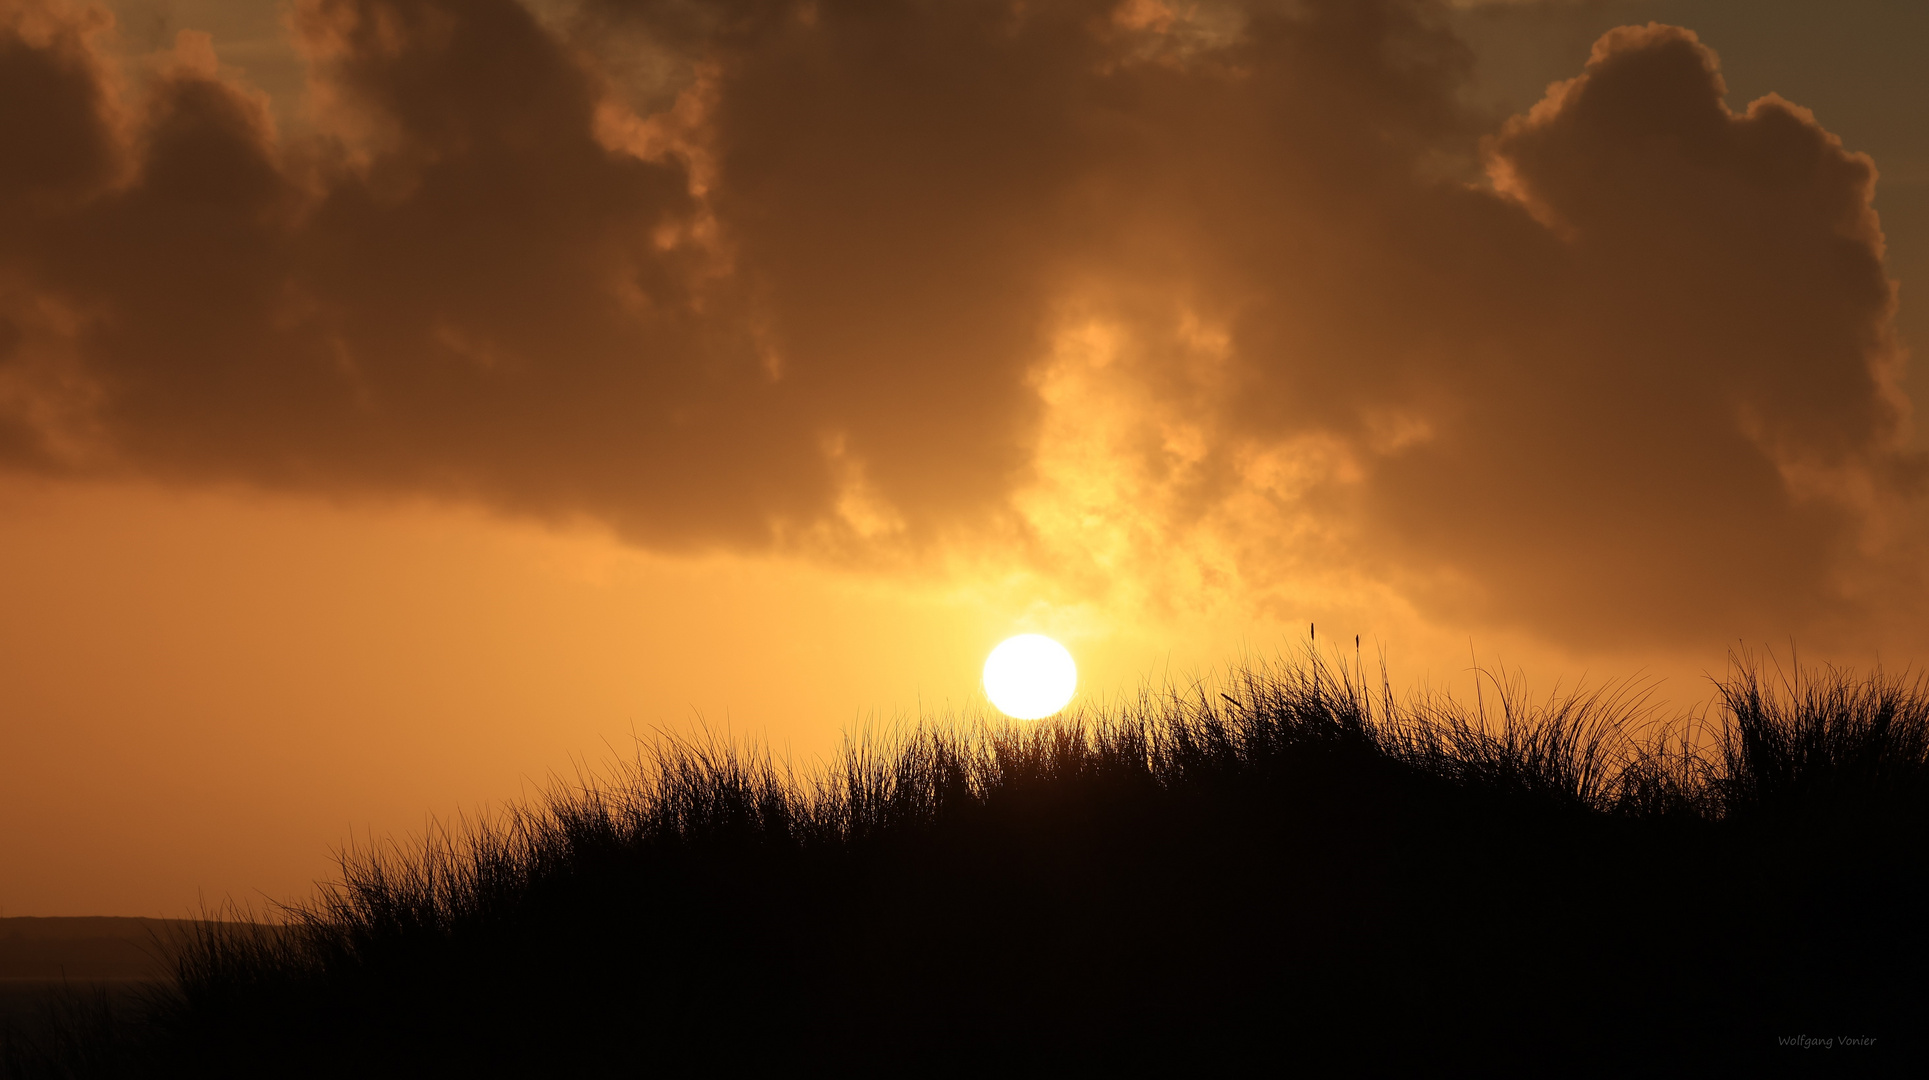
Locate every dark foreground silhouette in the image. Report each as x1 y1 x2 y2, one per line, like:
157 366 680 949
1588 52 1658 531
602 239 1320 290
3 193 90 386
5 654 1925 1076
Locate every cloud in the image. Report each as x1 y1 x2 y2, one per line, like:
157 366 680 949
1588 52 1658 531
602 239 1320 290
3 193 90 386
0 0 1914 646
1367 23 1911 641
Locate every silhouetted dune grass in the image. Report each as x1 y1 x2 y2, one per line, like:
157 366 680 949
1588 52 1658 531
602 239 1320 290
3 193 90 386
7 652 1925 1075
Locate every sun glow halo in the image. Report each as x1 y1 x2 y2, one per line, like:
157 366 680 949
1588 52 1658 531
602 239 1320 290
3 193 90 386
982 634 1077 719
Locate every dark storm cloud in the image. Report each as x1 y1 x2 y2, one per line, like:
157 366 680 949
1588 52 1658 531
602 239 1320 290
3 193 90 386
0 0 1913 642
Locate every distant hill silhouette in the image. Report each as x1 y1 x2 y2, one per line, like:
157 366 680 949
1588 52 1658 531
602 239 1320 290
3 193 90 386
0 919 191 984
0 918 198 1075
5 653 1924 1076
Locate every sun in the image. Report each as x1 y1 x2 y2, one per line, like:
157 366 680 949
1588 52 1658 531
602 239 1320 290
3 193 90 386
982 634 1078 719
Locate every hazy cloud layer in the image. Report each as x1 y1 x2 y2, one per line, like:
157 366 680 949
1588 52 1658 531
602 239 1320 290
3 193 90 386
0 0 1914 645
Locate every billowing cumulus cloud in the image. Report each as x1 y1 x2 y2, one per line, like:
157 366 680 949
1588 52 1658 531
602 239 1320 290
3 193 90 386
0 0 1914 646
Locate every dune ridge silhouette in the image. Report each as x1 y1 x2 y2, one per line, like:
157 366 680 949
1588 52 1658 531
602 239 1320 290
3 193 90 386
5 650 1926 1074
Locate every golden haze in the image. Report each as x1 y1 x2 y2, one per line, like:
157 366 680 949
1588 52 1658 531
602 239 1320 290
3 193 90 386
2 0 1928 914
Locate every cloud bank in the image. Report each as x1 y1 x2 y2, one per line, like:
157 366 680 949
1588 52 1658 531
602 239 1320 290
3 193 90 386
0 0 1914 646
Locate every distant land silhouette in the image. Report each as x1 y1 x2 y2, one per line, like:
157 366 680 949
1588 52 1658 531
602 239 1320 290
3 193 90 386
3 654 1923 1075
0 919 184 983
0 918 190 1066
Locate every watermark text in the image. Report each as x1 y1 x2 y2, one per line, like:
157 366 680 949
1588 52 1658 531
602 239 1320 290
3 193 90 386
1778 1035 1879 1050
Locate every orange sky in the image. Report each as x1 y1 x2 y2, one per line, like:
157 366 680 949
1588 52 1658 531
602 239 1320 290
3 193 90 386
3 0 1928 916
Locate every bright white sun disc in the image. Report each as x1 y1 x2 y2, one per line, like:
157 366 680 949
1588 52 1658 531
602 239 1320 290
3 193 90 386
983 634 1077 720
